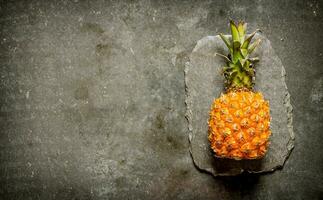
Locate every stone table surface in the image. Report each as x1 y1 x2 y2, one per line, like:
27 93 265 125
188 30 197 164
0 0 322 200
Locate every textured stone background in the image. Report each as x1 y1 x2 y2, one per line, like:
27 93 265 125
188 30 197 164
0 0 322 199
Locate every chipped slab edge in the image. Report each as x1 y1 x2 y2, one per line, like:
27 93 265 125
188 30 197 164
185 35 295 177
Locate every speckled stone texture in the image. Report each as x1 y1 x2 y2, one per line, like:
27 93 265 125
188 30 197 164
0 0 323 199
185 34 295 176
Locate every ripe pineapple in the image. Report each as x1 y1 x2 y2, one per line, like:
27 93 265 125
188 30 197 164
208 21 271 160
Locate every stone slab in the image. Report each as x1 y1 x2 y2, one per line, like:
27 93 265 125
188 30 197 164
185 34 295 176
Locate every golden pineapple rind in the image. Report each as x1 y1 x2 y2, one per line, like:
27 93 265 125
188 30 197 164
208 91 271 160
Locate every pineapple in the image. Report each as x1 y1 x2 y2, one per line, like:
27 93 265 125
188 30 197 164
208 20 271 160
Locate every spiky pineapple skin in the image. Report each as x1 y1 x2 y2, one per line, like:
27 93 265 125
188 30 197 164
208 91 271 160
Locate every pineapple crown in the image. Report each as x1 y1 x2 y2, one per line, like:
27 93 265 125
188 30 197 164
218 20 261 91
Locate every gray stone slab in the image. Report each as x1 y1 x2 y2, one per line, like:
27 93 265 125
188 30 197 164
185 34 295 176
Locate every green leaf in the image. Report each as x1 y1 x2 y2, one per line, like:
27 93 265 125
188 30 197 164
242 74 251 87
230 20 240 43
223 65 234 72
229 63 236 68
232 51 242 64
236 72 243 80
248 38 261 54
241 29 260 49
243 60 251 70
242 60 255 76
248 57 260 63
232 76 241 86
214 52 231 62
223 66 230 72
232 40 242 63
219 33 232 51
238 58 246 67
233 40 241 49
229 70 238 77
240 49 248 58
237 21 247 43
